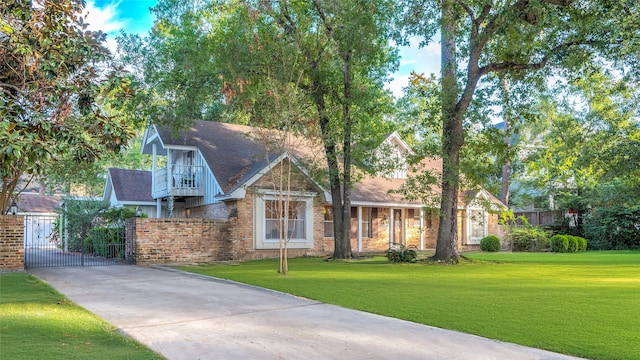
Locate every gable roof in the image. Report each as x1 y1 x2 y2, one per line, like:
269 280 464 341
106 168 154 203
142 120 505 209
144 121 325 195
16 194 60 214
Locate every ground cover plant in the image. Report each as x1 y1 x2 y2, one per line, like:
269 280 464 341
0 273 163 360
180 251 640 360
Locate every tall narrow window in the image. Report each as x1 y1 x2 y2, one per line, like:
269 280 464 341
362 207 372 238
469 210 486 244
324 207 334 238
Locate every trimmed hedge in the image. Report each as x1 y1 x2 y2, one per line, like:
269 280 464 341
550 234 588 253
550 235 569 253
480 235 501 252
577 236 588 251
567 236 578 252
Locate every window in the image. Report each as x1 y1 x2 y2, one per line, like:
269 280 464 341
468 210 487 244
265 200 305 240
324 207 334 238
424 209 433 229
362 207 372 238
254 193 315 250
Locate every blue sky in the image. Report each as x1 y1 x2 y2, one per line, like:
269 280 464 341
85 0 440 98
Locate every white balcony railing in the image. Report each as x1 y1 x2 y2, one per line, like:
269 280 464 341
153 165 203 198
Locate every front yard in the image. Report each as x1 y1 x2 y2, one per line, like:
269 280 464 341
180 251 640 360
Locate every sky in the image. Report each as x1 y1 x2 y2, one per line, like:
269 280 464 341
84 0 441 98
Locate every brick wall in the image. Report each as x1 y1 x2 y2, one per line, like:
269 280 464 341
0 215 24 271
126 218 236 265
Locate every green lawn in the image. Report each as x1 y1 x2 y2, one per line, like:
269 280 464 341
0 272 164 360
180 251 640 360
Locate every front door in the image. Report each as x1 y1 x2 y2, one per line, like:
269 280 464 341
393 209 403 245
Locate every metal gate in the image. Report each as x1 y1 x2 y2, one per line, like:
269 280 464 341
24 215 135 269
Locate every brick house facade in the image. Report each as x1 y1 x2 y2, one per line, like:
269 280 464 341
108 121 506 263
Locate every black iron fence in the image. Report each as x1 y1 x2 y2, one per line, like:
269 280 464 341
24 215 134 269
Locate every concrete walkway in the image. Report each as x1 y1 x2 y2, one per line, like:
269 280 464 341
30 266 583 360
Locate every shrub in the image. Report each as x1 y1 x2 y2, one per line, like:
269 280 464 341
87 227 124 258
550 235 569 253
509 226 550 252
583 206 640 250
577 237 588 251
385 244 417 263
480 235 501 252
566 236 578 252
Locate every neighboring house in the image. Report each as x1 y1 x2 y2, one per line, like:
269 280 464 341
103 168 181 218
15 193 60 216
15 193 60 249
134 120 504 258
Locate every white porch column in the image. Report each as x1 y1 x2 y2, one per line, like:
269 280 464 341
389 208 395 246
152 143 157 191
156 198 162 218
419 208 425 250
357 206 363 252
166 149 172 189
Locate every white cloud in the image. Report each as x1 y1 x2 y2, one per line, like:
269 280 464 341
84 1 125 34
386 73 411 99
83 1 126 54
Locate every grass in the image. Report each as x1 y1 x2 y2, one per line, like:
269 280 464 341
179 251 640 360
0 272 164 360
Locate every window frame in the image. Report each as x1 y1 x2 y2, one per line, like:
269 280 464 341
254 191 315 250
467 208 488 245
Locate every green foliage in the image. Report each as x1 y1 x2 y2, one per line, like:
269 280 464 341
87 227 125 259
550 235 569 253
384 244 418 263
56 198 109 252
577 237 588 252
397 0 640 262
102 207 142 226
566 236 578 253
480 235 501 252
0 0 136 213
119 0 398 260
501 210 549 252
509 227 549 252
584 206 640 250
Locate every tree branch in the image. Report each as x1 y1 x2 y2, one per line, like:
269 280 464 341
479 39 600 77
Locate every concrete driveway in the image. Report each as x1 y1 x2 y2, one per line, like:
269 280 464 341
30 266 583 360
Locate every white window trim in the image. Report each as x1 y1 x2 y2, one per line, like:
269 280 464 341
467 208 488 245
254 192 315 250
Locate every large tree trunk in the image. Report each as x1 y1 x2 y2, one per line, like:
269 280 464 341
338 52 354 259
310 67 351 259
432 0 461 262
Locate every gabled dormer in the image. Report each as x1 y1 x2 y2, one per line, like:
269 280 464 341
374 132 414 179
141 124 218 206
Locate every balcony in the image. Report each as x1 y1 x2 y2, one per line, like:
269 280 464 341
153 165 204 198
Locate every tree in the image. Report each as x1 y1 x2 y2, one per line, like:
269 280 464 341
120 0 397 259
0 0 136 213
38 132 154 196
400 0 640 262
525 69 640 233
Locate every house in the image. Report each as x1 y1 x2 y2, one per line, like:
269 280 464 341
103 168 181 218
134 120 504 259
14 193 60 250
